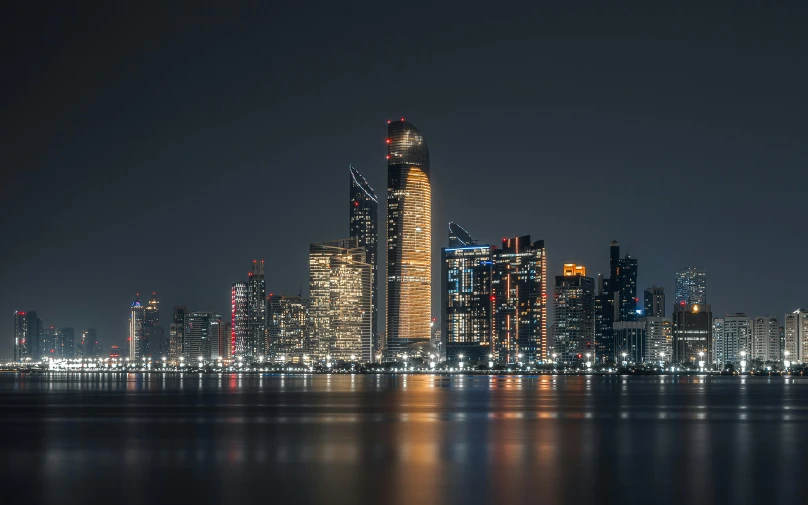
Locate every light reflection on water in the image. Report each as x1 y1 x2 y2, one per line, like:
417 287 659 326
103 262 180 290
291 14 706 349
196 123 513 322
2 373 808 504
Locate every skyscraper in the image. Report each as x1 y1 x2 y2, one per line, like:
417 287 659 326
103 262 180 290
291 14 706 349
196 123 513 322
13 311 28 362
721 313 750 364
712 317 725 365
552 263 595 364
784 309 808 362
751 316 780 362
268 294 311 364
142 293 163 358
672 303 712 364
231 281 249 359
349 165 379 349
594 241 639 361
129 294 144 359
247 260 267 357
60 327 75 359
675 268 707 305
183 312 220 362
309 239 373 362
441 225 493 362
645 316 672 362
169 306 187 362
492 236 547 363
386 119 431 360
644 286 665 317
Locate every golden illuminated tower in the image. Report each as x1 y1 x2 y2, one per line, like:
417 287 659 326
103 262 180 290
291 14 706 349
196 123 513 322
385 119 431 360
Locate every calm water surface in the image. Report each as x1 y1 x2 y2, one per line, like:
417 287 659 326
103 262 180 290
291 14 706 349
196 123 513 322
1 373 807 504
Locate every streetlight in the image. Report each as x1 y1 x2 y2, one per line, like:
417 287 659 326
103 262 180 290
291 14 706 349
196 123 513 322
784 351 791 369
698 351 705 371
621 352 628 367
740 351 747 373
458 354 464 371
585 352 591 369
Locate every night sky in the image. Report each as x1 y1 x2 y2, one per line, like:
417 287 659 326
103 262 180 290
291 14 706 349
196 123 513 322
2 2 807 357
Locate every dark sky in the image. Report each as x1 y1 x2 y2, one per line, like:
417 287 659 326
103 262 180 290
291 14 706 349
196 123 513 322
3 1 807 358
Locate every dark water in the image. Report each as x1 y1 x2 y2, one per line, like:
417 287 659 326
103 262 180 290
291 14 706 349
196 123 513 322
1 373 807 505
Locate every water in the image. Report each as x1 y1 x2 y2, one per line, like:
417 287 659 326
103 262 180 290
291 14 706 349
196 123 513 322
1 373 806 504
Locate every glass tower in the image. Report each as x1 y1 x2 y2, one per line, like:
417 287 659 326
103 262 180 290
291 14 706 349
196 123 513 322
552 264 595 364
386 119 431 360
129 295 144 359
349 165 378 350
248 260 267 357
231 281 249 359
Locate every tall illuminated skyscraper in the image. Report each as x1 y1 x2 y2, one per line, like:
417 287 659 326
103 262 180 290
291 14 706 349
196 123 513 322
268 294 311 363
13 311 29 362
169 306 186 362
309 239 372 362
492 236 547 363
248 260 267 357
552 264 595 364
675 268 707 305
129 294 144 359
349 166 378 350
386 119 432 360
142 293 163 358
231 281 249 359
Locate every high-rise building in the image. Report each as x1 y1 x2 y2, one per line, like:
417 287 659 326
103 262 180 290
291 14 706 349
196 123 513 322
722 313 750 364
675 268 707 305
385 119 431 361
448 222 474 248
79 328 97 359
751 316 780 362
60 327 75 359
492 236 547 363
183 312 220 362
43 326 59 358
644 286 665 317
349 165 379 350
247 260 267 357
231 281 249 359
142 293 163 358
310 239 373 362
784 309 808 362
13 311 28 362
595 241 638 361
441 228 493 361
129 294 144 359
216 321 232 361
613 321 646 363
672 303 712 365
268 294 311 363
552 263 595 365
645 316 672 362
169 306 187 362
712 317 725 365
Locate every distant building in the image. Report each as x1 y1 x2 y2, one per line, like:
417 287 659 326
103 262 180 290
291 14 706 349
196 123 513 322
183 312 220 362
142 293 164 358
784 309 808 362
109 345 121 358
595 241 638 361
169 306 187 362
13 311 42 362
349 165 379 349
712 318 725 365
231 281 249 358
552 263 595 365
722 313 750 364
310 239 373 362
751 316 779 362
248 260 267 357
492 236 547 363
645 317 672 362
386 119 432 361
129 294 144 359
675 268 707 305
216 321 231 360
672 303 712 364
60 327 75 359
644 286 665 317
268 294 310 363
43 326 60 358
441 230 493 362
79 328 97 359
613 321 646 363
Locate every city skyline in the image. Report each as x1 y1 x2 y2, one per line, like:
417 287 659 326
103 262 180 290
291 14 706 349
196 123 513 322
2 4 807 359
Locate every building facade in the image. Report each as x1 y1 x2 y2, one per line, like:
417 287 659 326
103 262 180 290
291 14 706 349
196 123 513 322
441 239 493 362
268 294 310 363
183 312 220 362
385 119 431 360
552 263 595 365
349 165 379 350
645 316 672 362
722 313 750 364
169 306 187 362
613 321 646 364
712 317 725 366
492 236 547 363
142 293 163 358
248 260 267 357
644 286 665 317
231 281 249 359
751 316 780 362
784 309 808 362
129 294 144 359
675 268 707 305
595 241 638 361
672 303 712 365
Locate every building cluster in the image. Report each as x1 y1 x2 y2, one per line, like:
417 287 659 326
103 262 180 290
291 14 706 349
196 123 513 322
11 119 806 369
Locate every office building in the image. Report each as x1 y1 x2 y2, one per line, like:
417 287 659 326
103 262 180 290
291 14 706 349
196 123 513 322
310 239 373 362
169 306 187 362
595 241 639 361
231 281 249 358
645 316 672 362
142 293 163 358
349 165 379 349
712 318 725 365
613 321 646 363
672 303 712 364
492 236 547 363
722 313 750 364
644 286 665 317
552 263 595 364
60 327 75 359
129 294 144 359
751 316 780 362
675 268 707 305
247 260 267 357
386 119 432 360
784 309 808 362
268 294 310 363
441 228 493 361
183 312 220 362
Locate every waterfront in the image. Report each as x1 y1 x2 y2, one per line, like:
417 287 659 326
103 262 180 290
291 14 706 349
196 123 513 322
1 373 807 505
